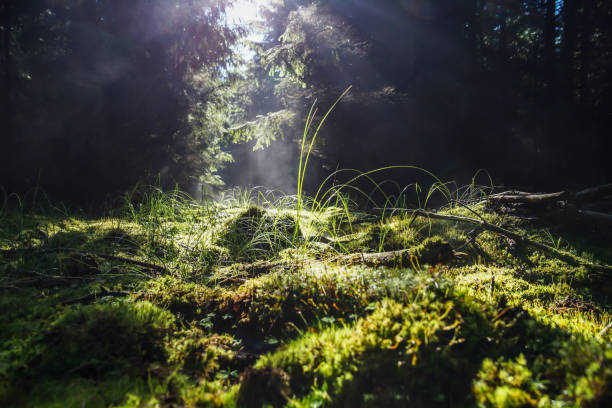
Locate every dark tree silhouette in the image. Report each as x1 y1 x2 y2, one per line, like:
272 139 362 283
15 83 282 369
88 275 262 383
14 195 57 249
228 0 612 192
0 0 240 202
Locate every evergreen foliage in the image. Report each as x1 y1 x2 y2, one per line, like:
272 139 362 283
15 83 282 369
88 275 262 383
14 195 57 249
0 0 241 201
229 0 612 191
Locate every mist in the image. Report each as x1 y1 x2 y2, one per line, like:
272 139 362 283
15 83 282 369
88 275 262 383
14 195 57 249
221 0 611 197
1 0 611 203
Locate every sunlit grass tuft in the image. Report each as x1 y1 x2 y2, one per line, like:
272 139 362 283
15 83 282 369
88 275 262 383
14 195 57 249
2 142 612 407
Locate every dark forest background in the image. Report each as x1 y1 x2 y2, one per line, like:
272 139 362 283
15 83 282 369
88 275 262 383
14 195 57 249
2 0 611 204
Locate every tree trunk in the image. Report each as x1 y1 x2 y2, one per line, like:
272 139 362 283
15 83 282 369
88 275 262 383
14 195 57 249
562 0 578 100
499 5 508 63
543 0 557 90
578 0 593 117
466 0 485 71
1 1 12 93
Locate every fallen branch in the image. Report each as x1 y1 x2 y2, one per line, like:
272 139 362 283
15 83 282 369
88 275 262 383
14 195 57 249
0 277 93 289
0 254 164 289
60 289 134 306
3 246 169 274
390 209 612 274
57 249 168 274
598 321 612 339
90 253 169 274
486 184 612 207
218 260 287 280
576 210 612 227
483 184 612 233
575 183 612 201
487 191 568 206
332 239 456 267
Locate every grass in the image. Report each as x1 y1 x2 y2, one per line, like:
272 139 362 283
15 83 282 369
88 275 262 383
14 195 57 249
1 101 611 406
1 177 611 407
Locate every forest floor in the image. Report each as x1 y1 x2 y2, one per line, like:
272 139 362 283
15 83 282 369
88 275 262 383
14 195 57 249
1 186 611 407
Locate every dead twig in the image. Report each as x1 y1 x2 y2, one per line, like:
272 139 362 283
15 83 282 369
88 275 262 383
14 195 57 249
487 191 569 206
381 209 612 274
484 184 612 212
332 242 456 267
454 228 483 251
0 276 94 289
597 321 612 339
90 252 169 274
60 289 135 306
575 183 612 201
597 322 612 338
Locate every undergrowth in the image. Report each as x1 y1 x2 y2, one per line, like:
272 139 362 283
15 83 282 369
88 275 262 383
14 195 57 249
1 176 611 408
1 100 611 406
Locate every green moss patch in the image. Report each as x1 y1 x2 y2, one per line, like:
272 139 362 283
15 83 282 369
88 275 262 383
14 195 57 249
34 300 174 378
216 206 302 261
2 193 612 407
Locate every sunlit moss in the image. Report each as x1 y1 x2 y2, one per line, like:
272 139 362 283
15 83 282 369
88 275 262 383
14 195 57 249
474 341 612 407
166 328 240 376
215 205 302 261
250 289 488 407
473 354 544 407
2 190 612 407
138 276 221 321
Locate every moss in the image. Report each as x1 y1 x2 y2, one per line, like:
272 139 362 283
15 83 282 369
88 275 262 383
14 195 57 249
216 265 457 341
236 367 291 408
199 244 230 265
216 206 302 261
250 278 608 407
552 340 612 405
474 354 544 407
138 276 220 321
142 267 438 341
34 300 174 378
262 303 599 407
255 294 485 406
3 375 151 408
413 236 456 264
95 228 144 254
45 230 89 250
474 341 612 407
166 328 241 377
363 219 417 251
3 193 612 407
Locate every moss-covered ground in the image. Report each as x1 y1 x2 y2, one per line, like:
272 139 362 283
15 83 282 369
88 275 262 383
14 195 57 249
1 188 611 407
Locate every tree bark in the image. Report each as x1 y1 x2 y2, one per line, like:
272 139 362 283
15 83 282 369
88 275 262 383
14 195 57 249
562 0 578 100
543 0 557 90
578 0 593 116
499 5 508 63
1 1 12 94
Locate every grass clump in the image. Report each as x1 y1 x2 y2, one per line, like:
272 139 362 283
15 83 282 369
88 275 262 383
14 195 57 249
2 176 612 407
216 206 301 261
